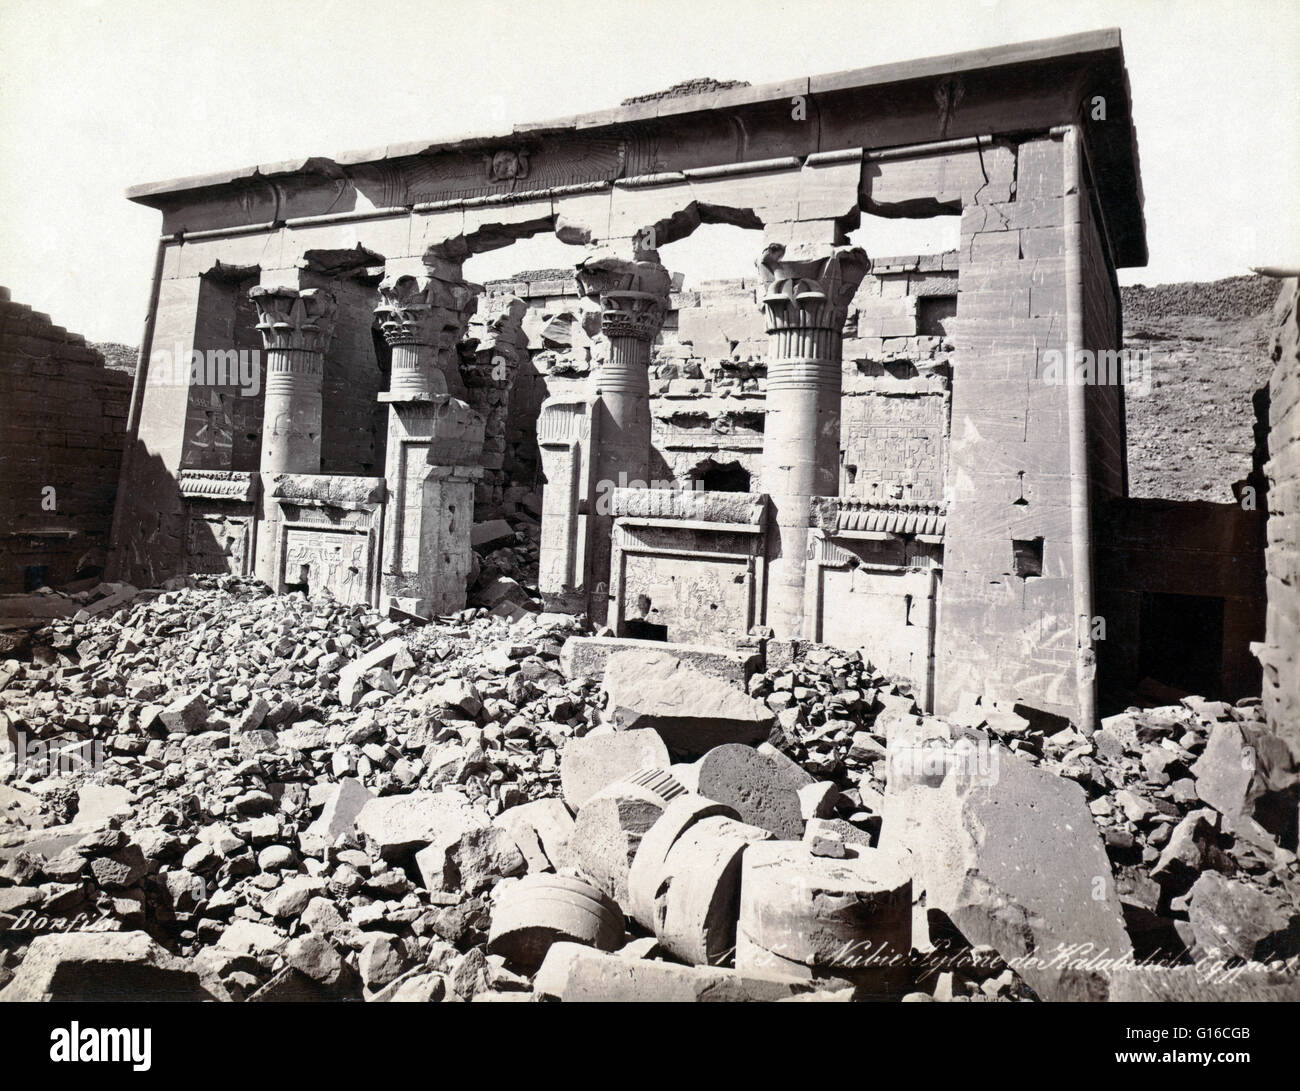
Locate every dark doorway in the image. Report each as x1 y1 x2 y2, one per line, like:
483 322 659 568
687 458 751 493
623 620 668 641
1138 591 1224 697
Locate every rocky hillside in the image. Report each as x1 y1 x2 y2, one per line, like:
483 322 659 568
1121 274 1283 503
89 343 137 375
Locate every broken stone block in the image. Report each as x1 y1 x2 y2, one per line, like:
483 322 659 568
263 876 326 919
360 933 411 992
798 782 841 820
416 824 526 895
301 777 373 855
650 815 771 966
1185 871 1300 963
423 679 483 719
72 582 137 622
471 519 515 551
284 932 350 990
338 636 411 708
217 919 288 958
159 693 208 734
487 874 624 971
353 789 481 861
1191 720 1299 848
87 845 147 890
695 744 805 839
471 576 531 612
493 798 575 873
238 696 270 733
808 827 847 857
571 778 674 906
804 817 874 853
1151 808 1229 890
561 636 758 686
736 841 912 994
559 728 670 810
883 741 1132 1002
0 931 215 1001
601 647 774 756
533 942 817 1002
78 784 135 827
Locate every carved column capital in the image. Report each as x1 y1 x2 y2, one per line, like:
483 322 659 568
757 244 869 338
576 253 671 343
249 286 337 354
375 273 476 349
376 271 479 399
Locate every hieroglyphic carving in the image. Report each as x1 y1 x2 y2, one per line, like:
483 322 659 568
840 394 948 501
621 552 752 644
282 527 369 605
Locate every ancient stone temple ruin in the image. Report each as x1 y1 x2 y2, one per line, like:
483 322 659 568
110 30 1150 731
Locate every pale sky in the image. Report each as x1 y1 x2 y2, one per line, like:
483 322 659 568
1 0 1296 343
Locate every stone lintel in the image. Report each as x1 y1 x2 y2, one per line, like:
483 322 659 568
268 473 385 508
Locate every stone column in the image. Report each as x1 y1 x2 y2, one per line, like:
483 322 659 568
250 285 337 476
376 264 485 617
248 284 337 584
575 251 671 624
757 243 868 639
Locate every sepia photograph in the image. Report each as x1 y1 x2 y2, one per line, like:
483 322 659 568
0 0 1297 1063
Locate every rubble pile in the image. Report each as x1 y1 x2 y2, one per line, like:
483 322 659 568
1 581 1298 1002
976 694 1300 976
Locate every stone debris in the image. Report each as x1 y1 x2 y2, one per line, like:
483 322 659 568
0 579 1296 1003
883 728 1133 1002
